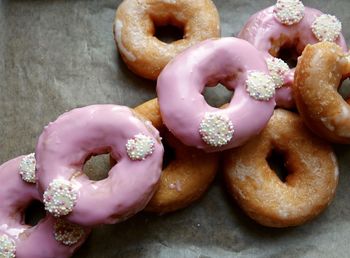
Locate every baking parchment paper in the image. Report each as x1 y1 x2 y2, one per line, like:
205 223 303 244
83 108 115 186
1 0 350 257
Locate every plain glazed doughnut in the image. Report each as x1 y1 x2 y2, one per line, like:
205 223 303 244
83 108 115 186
114 0 220 80
238 0 347 108
35 105 164 226
294 42 350 143
223 109 338 228
133 99 219 213
157 37 276 152
0 155 89 258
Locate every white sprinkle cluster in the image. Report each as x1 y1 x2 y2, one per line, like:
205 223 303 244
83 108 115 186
246 72 276 101
266 57 289 89
274 0 305 25
43 179 78 217
19 153 36 184
54 219 84 246
0 234 16 258
311 14 342 42
126 133 155 160
199 113 234 147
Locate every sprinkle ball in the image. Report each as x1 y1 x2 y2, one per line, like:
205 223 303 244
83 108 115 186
19 153 36 183
54 219 85 246
246 71 276 101
126 134 155 161
274 0 305 25
43 179 78 217
199 113 234 147
266 58 289 89
311 14 342 42
0 234 16 258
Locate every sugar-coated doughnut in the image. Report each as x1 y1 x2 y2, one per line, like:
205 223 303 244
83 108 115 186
133 99 219 213
224 110 338 228
294 41 350 143
35 105 164 226
0 155 89 258
238 0 347 109
157 37 276 152
114 0 220 80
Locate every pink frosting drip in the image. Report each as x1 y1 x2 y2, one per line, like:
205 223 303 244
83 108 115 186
0 157 90 258
238 6 348 108
35 105 164 226
157 37 276 152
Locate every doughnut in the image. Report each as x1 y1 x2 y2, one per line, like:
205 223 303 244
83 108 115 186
238 0 347 109
114 0 220 80
35 105 164 226
0 155 90 258
157 37 277 152
294 41 350 143
133 99 219 213
224 109 338 228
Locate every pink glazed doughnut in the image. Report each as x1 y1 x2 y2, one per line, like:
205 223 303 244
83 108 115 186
157 37 276 152
35 105 164 226
0 155 90 258
238 0 347 108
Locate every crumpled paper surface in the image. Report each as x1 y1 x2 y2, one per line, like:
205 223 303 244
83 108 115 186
1 0 350 257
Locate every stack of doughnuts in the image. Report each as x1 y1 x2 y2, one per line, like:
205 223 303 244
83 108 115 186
2 0 350 256
116 0 348 227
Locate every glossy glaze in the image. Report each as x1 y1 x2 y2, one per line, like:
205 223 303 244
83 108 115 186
35 105 164 226
157 37 276 152
0 157 90 258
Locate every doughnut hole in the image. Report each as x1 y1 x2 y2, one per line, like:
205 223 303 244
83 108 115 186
154 24 184 43
162 137 176 170
338 79 350 100
269 36 303 68
150 11 185 44
203 83 234 108
277 45 299 69
83 153 112 181
24 201 46 226
266 149 289 183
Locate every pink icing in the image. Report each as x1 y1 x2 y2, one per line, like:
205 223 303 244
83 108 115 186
0 156 90 258
156 37 276 152
238 6 348 108
35 105 164 226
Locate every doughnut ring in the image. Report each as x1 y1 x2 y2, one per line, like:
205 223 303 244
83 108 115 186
224 109 338 228
35 105 164 226
157 37 276 152
238 0 347 108
133 99 219 213
294 42 350 143
0 155 89 258
114 0 220 80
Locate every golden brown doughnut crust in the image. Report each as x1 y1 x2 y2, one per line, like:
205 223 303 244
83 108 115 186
134 99 219 213
114 0 220 80
294 41 350 143
224 109 338 228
